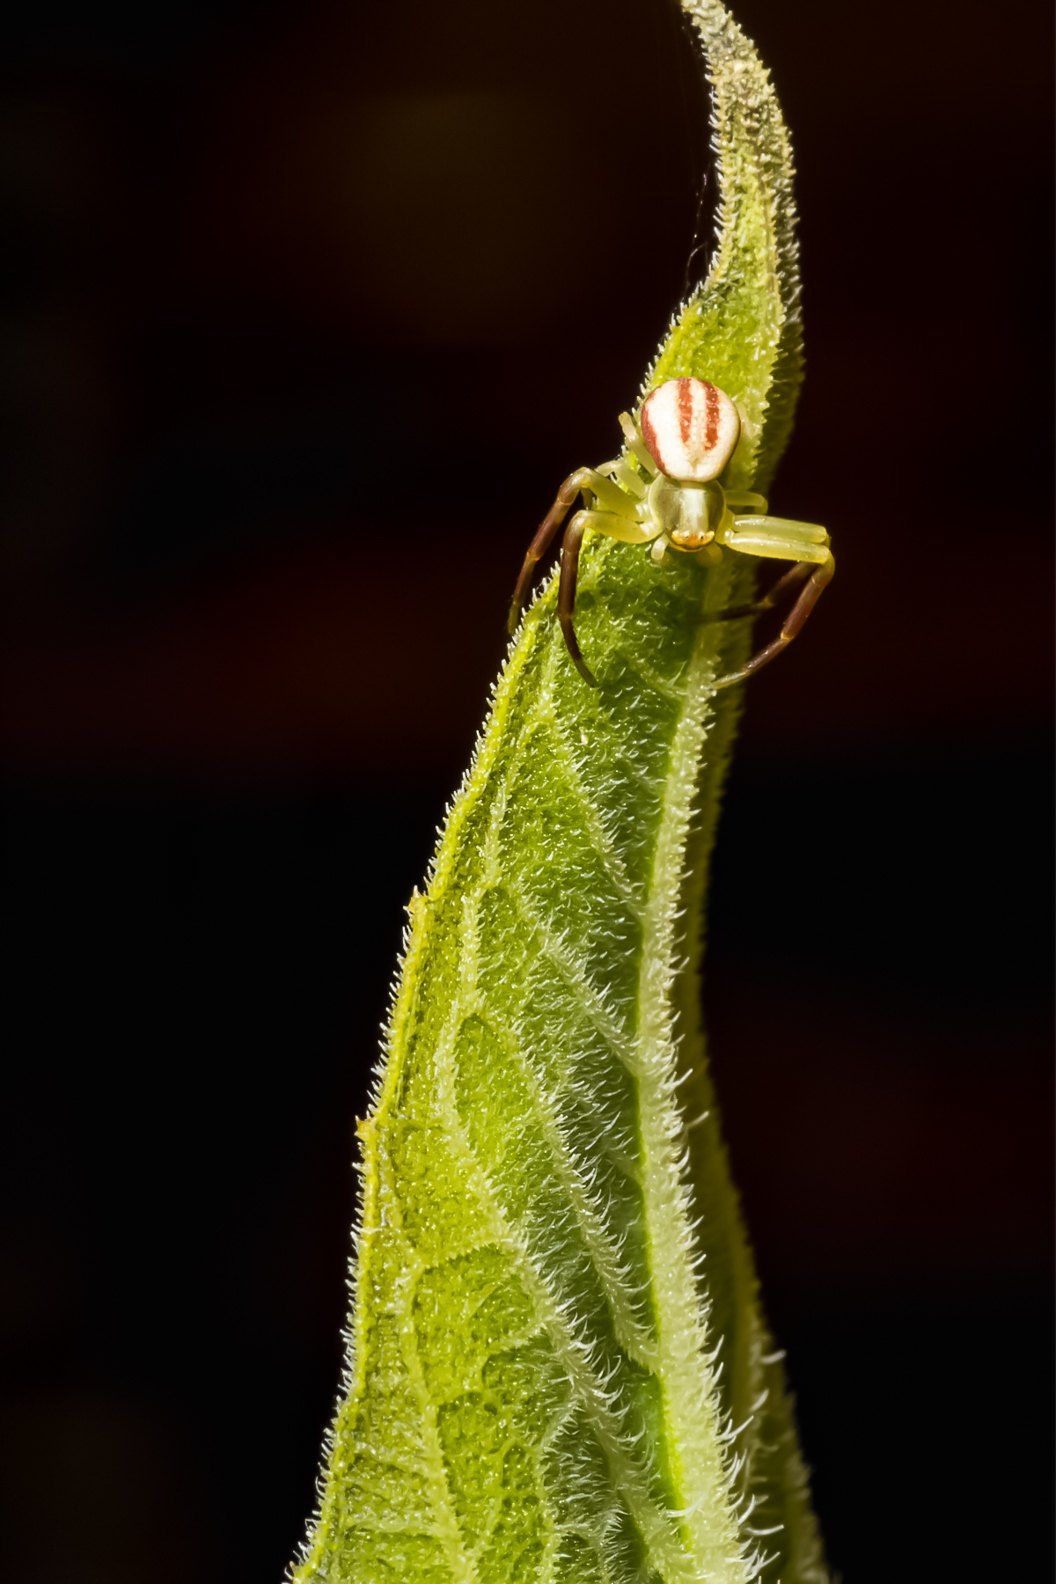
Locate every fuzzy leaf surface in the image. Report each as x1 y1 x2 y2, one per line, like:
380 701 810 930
293 4 827 1580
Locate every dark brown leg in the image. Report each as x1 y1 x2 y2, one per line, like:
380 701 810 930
557 514 596 686
715 556 834 689
507 471 587 636
703 560 812 623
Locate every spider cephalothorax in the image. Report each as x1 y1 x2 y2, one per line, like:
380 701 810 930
508 376 834 687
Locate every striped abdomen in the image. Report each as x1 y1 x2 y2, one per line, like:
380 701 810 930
640 377 741 483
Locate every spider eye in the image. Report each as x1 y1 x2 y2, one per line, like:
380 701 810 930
639 378 741 483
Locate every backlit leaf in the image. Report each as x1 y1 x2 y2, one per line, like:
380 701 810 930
291 4 827 1579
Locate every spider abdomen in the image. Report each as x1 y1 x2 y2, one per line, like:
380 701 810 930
640 377 741 482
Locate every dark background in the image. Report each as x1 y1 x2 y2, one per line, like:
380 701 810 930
2 0 1052 1578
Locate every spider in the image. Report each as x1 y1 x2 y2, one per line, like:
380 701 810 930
507 376 834 688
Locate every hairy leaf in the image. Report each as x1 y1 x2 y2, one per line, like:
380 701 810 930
291 3 827 1580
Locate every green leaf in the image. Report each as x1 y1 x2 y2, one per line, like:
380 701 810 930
291 3 827 1580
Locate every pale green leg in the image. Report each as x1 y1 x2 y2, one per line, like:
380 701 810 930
571 507 655 547
700 509 817 623
508 467 645 635
723 489 768 513
559 508 658 685
570 466 642 517
712 515 835 688
618 412 658 475
598 456 650 498
723 513 830 557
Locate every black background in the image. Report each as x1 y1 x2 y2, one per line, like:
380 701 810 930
3 1 1052 1579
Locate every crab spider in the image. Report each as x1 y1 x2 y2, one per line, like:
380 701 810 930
508 376 834 688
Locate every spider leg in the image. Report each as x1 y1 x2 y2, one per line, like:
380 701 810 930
598 456 649 498
507 471 583 636
507 467 635 636
618 412 658 475
703 560 812 623
716 558 833 687
713 516 834 688
558 511 596 686
554 507 656 684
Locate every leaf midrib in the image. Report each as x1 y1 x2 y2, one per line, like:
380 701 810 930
395 572 753 1582
626 552 755 1584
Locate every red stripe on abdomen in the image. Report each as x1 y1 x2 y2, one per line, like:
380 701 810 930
641 406 659 461
677 379 694 445
704 381 719 447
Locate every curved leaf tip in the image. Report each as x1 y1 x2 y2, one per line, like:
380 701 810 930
289 4 827 1581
